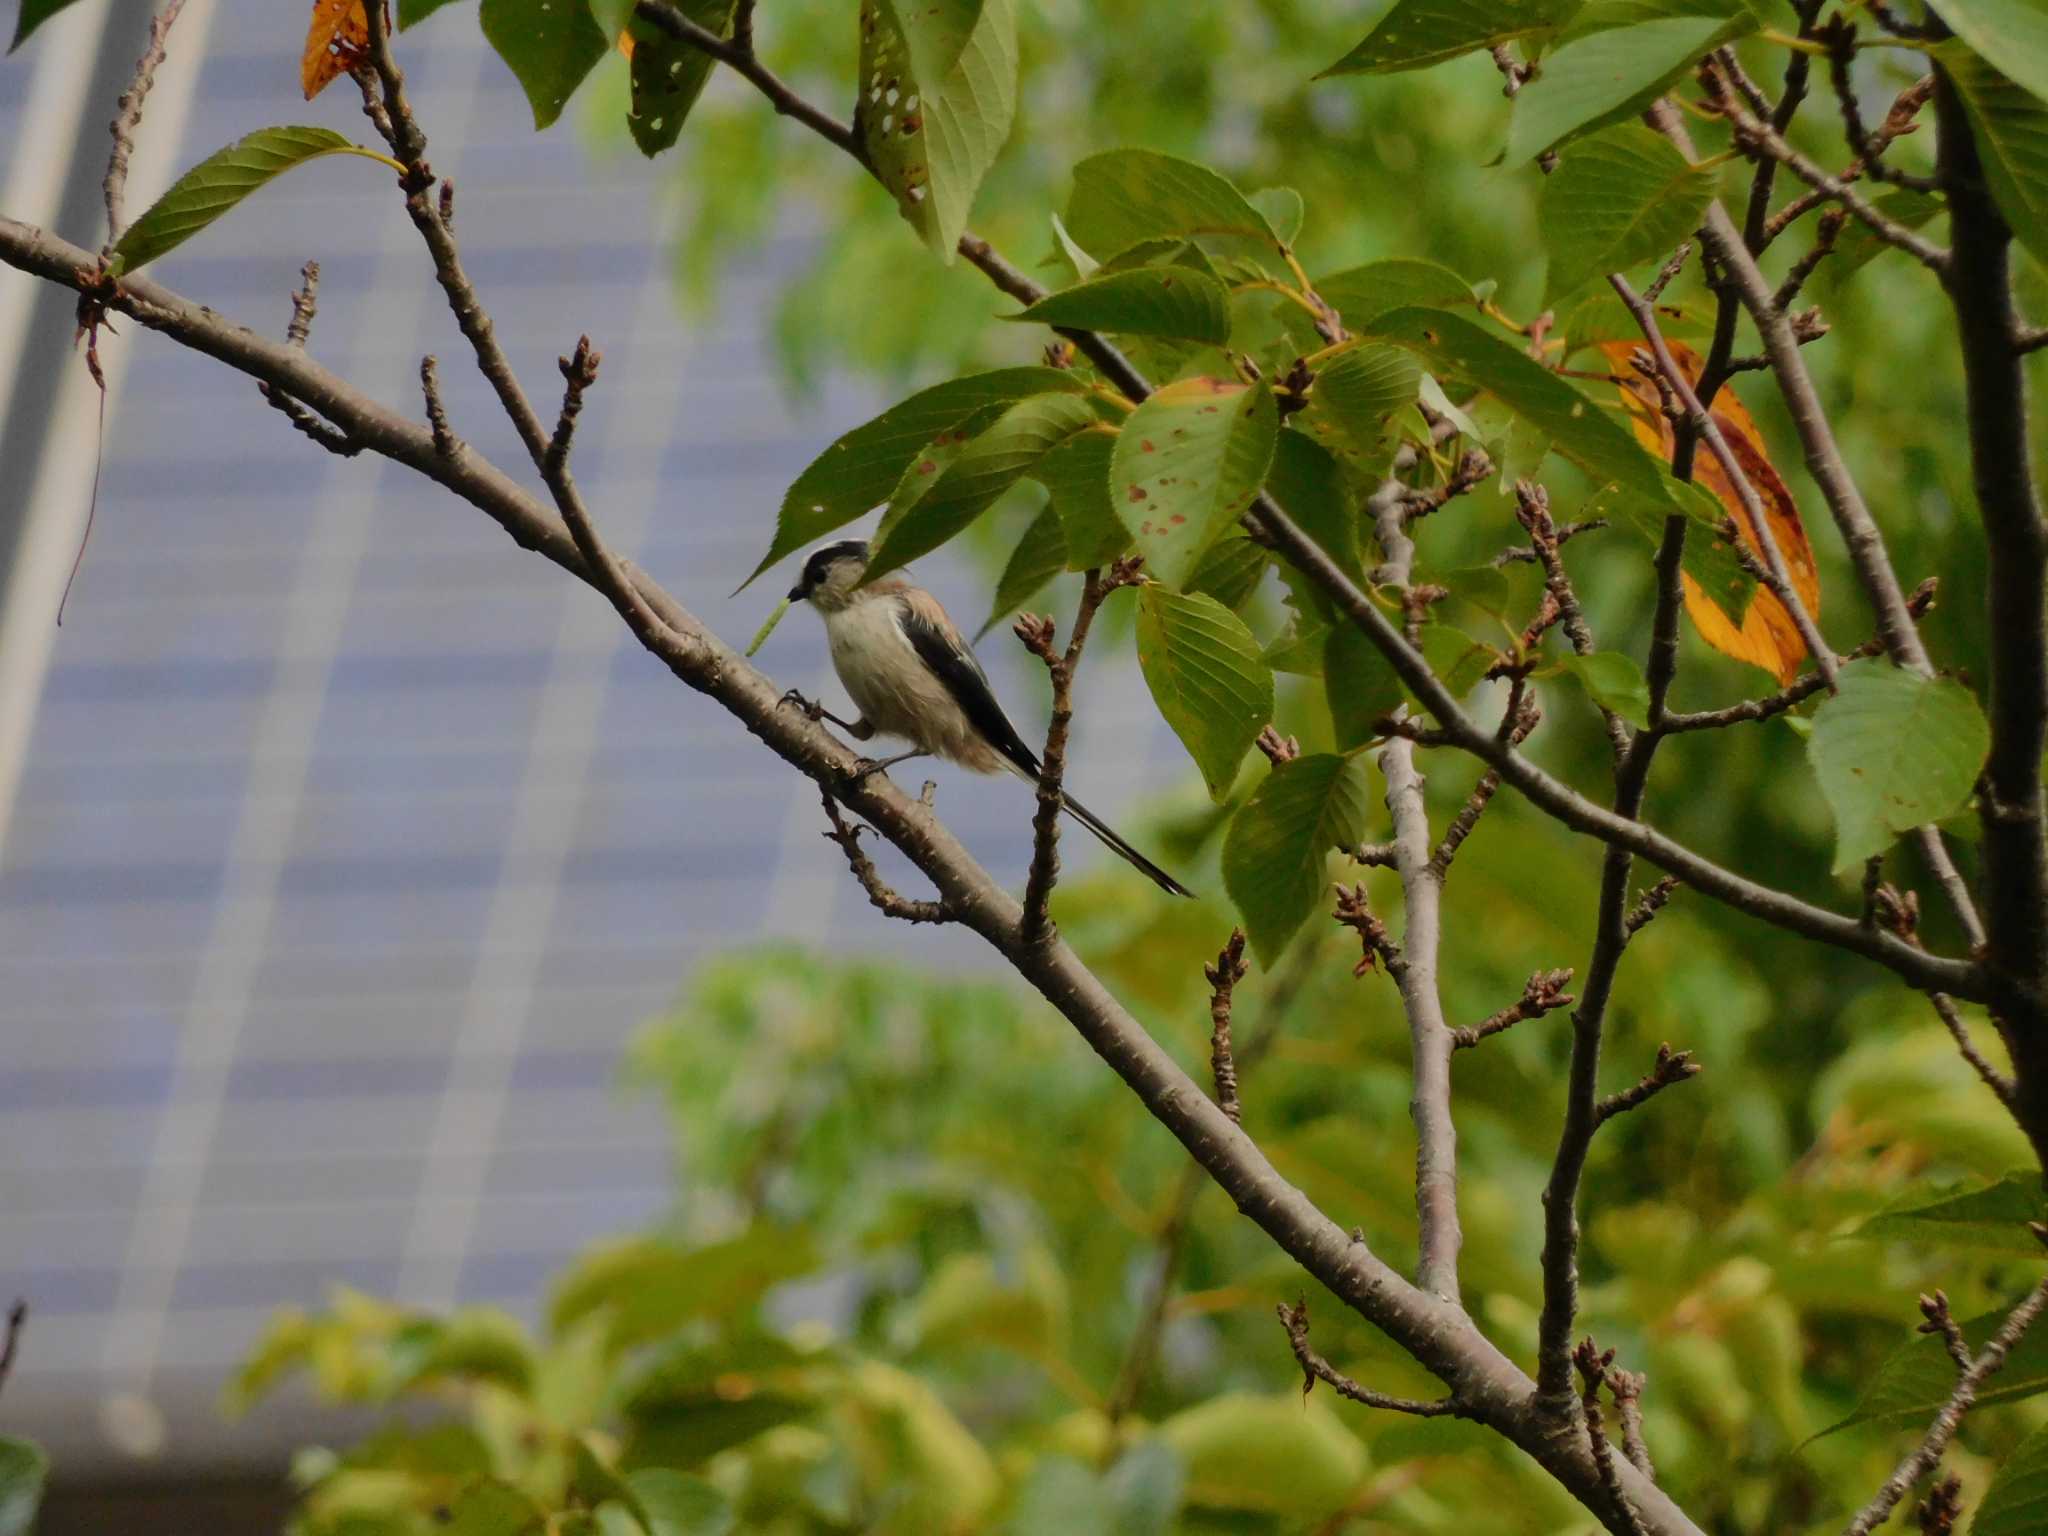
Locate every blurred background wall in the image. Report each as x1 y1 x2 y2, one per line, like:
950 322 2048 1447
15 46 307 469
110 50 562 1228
0 4 1176 1523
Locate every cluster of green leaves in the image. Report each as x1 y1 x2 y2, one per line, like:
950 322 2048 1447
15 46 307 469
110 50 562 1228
238 896 2048 1535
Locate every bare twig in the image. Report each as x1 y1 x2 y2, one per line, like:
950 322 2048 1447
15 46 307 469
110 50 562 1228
258 262 360 453
102 0 189 248
1334 884 1403 981
819 791 951 924
0 1301 25 1398
1821 22 1938 192
1452 968 1575 1050
1773 208 1847 309
1205 930 1249 1123
1278 1300 1461 1417
1845 1276 2048 1536
420 355 458 455
1609 1368 1655 1481
1575 1340 1649 1536
1914 1475 1963 1536
1623 877 1681 939
1494 518 1607 566
1918 1290 1973 1373
546 335 599 479
1594 1044 1701 1124
1489 43 1533 99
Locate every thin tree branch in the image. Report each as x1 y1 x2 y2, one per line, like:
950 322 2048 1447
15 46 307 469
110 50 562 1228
1919 1290 1973 1373
1593 1044 1701 1124
1624 877 1682 939
1576 1340 1651 1536
102 0 189 248
1932 67 2048 1135
0 1301 24 1398
1371 480 1463 1303
1609 1368 1655 1482
420 355 459 456
1844 1275 2048 1536
1452 969 1575 1050
1279 1299 1462 1418
1205 930 1248 1124
630 0 863 158
819 792 952 923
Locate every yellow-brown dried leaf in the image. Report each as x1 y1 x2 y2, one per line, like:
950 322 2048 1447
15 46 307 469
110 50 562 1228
1596 339 1820 685
302 0 369 101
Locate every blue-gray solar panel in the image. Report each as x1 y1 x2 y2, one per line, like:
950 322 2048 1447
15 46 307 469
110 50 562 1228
0 0 1182 1479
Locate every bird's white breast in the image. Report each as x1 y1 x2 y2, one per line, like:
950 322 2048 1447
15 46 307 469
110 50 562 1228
821 597 1004 772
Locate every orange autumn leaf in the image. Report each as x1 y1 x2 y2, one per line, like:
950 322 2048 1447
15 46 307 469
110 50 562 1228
302 0 369 101
1596 339 1821 686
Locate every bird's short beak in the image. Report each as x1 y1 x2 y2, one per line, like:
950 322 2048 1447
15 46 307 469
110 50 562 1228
787 584 806 602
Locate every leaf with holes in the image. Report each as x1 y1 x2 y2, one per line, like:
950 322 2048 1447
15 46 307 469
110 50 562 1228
976 489 1065 638
109 127 400 276
624 0 737 156
1296 342 1422 484
749 367 1086 588
1541 124 1718 302
481 0 608 128
1504 0 1759 167
859 0 1019 261
1809 662 1989 874
1136 585 1273 801
1324 626 1404 751
302 0 369 100
1006 267 1232 345
1223 754 1375 963
1064 150 1289 273
1557 652 1652 729
867 393 1103 579
1319 0 1583 75
1851 1173 2047 1255
1111 378 1277 589
1598 339 1818 682
1936 41 2048 267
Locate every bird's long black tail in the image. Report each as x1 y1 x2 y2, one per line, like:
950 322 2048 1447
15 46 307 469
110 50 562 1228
1057 789 1194 897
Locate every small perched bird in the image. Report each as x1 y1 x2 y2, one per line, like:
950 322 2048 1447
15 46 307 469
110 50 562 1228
786 540 1192 897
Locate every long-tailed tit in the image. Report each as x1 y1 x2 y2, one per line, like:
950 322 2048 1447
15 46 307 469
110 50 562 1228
785 540 1192 897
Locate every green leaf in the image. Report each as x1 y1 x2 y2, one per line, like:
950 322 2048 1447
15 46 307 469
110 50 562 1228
400 0 471 26
1820 1301 2048 1435
1851 1172 2048 1255
1160 1394 1368 1516
8 0 84 50
385 1306 536 1395
859 0 1019 261
625 1 735 156
0 1439 46 1536
1930 0 2048 107
1264 617 1334 676
1249 186 1306 246
108 127 398 277
1421 625 1501 697
1049 212 1101 280
1808 661 1991 875
629 1470 736 1536
1325 625 1405 750
1006 267 1232 345
1320 0 1583 75
1557 652 1652 728
1222 756 1375 963
1188 537 1269 611
550 1227 822 1354
1976 1421 2048 1536
445 1480 549 1536
1541 124 1717 302
978 492 1066 638
867 393 1102 579
1111 378 1279 588
1935 41 2048 267
911 1247 1067 1356
1367 306 1684 509
1135 585 1273 800
1297 342 1423 483
1064 150 1288 269
481 0 609 129
1266 430 1367 585
1504 0 1759 167
1312 259 1476 333
1032 428 1132 570
749 367 1085 587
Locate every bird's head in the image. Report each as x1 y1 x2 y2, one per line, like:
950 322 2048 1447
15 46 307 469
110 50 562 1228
789 539 872 613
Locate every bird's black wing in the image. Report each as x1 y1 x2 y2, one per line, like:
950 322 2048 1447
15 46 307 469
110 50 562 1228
895 597 1042 777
